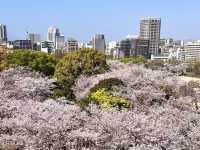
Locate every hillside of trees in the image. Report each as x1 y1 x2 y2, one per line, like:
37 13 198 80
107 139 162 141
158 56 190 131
0 49 200 149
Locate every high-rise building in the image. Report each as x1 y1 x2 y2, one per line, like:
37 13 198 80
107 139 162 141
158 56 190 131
28 33 41 50
28 33 41 44
56 35 65 49
139 17 161 55
93 34 106 53
0 24 7 43
66 38 79 52
47 27 60 46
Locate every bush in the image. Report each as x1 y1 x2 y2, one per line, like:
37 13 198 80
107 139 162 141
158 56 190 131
79 78 124 109
190 61 200 76
120 56 147 64
88 88 131 111
160 85 178 99
145 60 165 70
53 49 65 60
90 78 124 93
0 49 9 72
54 48 109 100
7 50 57 76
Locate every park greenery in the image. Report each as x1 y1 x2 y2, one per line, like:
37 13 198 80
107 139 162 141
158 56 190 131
54 48 109 99
119 55 147 64
89 88 131 111
0 49 9 71
0 50 57 76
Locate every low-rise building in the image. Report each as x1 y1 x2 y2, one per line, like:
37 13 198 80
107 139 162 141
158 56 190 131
130 38 150 59
184 41 200 60
115 39 132 58
66 38 79 52
13 40 32 49
113 37 150 59
151 54 169 61
41 41 54 53
106 41 117 56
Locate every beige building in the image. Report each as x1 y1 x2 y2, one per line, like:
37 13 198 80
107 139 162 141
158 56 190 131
66 38 79 52
140 17 161 55
184 41 200 60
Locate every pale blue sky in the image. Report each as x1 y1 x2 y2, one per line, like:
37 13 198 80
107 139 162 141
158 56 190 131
1 0 200 41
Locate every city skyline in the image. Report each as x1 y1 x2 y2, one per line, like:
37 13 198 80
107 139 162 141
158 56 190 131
1 0 200 41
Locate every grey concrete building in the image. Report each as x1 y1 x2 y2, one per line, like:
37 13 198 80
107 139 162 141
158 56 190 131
13 40 32 49
140 17 161 55
28 33 41 50
93 34 106 53
28 33 41 44
115 38 150 59
130 39 150 59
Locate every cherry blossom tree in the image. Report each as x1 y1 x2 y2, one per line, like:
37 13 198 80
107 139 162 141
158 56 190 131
0 64 200 149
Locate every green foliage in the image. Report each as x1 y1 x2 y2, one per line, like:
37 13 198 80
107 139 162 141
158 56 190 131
0 60 8 72
120 56 147 64
7 50 57 76
53 49 65 60
53 79 76 99
191 61 200 76
185 61 200 77
0 49 9 72
90 78 124 93
89 88 131 111
145 60 165 70
160 85 178 99
80 78 124 110
54 48 109 100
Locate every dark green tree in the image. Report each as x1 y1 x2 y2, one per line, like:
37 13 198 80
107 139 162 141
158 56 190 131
7 50 57 76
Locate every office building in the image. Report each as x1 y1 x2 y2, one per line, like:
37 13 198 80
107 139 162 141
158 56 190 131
66 38 79 52
13 40 32 49
28 33 41 44
113 37 150 59
184 41 200 60
130 39 150 59
115 39 132 58
0 24 7 43
140 17 161 55
28 33 41 50
47 27 60 46
41 41 54 53
93 34 106 53
56 35 65 49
